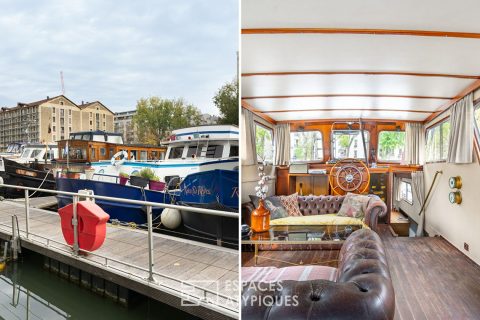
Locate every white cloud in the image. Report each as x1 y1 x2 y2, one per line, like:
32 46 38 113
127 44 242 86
0 0 238 114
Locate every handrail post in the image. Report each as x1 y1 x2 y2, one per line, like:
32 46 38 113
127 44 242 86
24 190 29 238
146 205 155 282
72 195 79 256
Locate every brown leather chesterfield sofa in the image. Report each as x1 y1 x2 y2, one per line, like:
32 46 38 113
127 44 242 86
242 194 387 231
242 228 395 319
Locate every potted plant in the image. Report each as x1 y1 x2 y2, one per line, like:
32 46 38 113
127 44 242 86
148 174 165 191
129 171 149 188
119 172 129 185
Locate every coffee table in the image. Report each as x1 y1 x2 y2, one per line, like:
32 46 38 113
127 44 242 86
242 224 363 265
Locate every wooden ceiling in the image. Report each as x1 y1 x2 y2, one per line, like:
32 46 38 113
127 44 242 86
241 0 480 123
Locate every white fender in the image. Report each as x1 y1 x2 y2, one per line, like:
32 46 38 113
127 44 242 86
111 150 128 166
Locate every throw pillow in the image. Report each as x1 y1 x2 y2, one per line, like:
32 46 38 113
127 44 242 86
249 195 289 220
280 193 303 217
337 193 371 219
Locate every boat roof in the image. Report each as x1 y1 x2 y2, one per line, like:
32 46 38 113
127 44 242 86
167 125 239 143
71 130 123 137
242 0 480 123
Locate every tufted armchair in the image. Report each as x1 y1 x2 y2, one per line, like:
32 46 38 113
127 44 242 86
242 229 395 319
242 194 387 231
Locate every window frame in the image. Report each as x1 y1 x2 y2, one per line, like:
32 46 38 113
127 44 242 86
377 130 406 163
254 121 274 163
290 130 324 163
474 103 480 160
400 180 413 205
425 117 450 163
331 129 370 160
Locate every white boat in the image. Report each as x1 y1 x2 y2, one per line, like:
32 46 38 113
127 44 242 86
13 144 58 165
91 125 239 184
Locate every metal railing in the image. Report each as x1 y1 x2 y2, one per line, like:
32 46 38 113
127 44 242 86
0 183 239 317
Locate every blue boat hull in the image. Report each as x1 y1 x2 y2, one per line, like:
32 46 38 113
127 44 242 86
56 178 172 225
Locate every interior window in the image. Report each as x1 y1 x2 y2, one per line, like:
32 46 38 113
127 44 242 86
255 123 273 162
290 131 323 162
474 104 480 138
378 131 406 162
169 147 184 159
400 180 413 204
426 120 450 162
332 130 370 159
205 145 224 158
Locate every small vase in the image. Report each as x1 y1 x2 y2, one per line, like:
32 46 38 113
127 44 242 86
251 199 270 233
119 176 128 185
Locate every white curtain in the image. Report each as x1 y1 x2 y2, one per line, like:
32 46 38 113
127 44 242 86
274 123 290 166
404 122 425 165
447 93 474 164
241 108 257 166
412 171 425 237
393 175 402 210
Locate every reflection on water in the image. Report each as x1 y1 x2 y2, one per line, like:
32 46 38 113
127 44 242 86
0 251 199 320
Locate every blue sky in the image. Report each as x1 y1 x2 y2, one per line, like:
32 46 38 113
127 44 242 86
0 0 238 114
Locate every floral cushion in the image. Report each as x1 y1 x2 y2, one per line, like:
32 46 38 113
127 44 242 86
249 195 289 220
337 193 371 219
280 193 303 217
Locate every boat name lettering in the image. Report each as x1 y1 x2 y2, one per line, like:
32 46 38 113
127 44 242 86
184 186 211 196
15 169 37 177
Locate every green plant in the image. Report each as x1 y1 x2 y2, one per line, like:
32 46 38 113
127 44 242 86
119 172 129 178
150 174 160 182
139 168 156 180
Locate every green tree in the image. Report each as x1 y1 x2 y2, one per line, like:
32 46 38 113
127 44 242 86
378 132 405 160
133 97 201 145
213 78 238 125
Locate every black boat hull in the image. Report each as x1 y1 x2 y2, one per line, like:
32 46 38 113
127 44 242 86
178 201 238 246
0 158 55 198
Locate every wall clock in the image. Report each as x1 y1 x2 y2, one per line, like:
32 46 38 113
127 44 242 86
449 176 462 189
449 191 462 204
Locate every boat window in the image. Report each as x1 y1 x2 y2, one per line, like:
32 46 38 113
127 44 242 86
67 148 87 160
255 122 274 162
400 180 413 205
186 145 203 158
290 131 323 162
82 134 91 140
332 130 370 160
140 150 148 160
206 145 224 158
377 131 405 162
73 134 83 140
21 149 31 158
130 150 137 159
229 145 239 157
426 120 450 162
93 134 105 142
107 135 123 144
91 148 96 160
31 149 42 158
109 148 114 158
169 147 184 159
100 148 106 157
475 104 480 138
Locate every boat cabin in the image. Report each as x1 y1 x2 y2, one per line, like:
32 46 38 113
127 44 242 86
56 130 166 163
240 1 480 319
15 144 58 164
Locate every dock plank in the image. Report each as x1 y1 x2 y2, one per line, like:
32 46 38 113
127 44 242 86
0 201 238 320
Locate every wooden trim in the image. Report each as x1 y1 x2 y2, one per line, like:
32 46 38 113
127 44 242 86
278 118 424 124
242 71 480 80
243 94 452 100
262 108 433 114
242 28 480 39
241 100 276 125
424 78 480 124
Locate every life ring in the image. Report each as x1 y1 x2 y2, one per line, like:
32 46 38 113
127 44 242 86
111 151 128 166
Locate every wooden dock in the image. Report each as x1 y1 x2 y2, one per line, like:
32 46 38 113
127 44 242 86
0 200 239 319
10 196 58 209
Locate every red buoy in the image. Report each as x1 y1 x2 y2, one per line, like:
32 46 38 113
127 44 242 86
58 201 110 251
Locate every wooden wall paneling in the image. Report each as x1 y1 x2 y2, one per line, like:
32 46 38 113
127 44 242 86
275 167 289 195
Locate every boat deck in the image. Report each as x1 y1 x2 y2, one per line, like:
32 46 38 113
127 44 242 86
0 201 238 320
10 196 58 209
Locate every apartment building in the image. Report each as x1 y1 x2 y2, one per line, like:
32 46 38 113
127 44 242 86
114 110 137 144
0 95 114 148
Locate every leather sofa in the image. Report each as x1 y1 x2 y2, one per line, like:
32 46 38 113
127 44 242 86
242 194 387 231
242 228 395 319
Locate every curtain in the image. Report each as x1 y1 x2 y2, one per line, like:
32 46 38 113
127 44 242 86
274 123 290 166
412 171 425 237
447 93 474 164
404 122 425 165
241 108 257 166
393 175 402 210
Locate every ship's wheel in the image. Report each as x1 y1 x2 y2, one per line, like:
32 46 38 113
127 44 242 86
329 158 370 195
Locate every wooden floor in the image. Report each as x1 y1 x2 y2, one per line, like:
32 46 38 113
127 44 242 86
0 201 238 320
242 225 480 320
